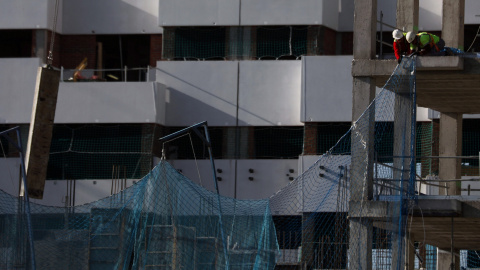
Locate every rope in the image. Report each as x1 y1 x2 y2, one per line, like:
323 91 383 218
188 133 203 186
47 0 60 66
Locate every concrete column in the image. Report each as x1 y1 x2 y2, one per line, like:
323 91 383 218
442 0 465 50
353 0 377 59
439 113 462 195
23 67 60 199
350 0 377 269
349 76 375 270
396 0 419 32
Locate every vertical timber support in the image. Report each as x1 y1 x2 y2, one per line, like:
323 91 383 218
349 1 377 268
22 67 60 199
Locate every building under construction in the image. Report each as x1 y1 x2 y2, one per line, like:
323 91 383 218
0 0 480 269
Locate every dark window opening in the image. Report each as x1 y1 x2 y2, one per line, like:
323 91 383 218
47 124 152 180
317 122 351 155
254 127 303 159
174 27 226 60
0 30 32 58
162 126 223 160
256 26 308 59
96 35 150 82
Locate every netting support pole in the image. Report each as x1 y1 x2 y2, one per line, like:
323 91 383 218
159 121 230 269
0 127 36 270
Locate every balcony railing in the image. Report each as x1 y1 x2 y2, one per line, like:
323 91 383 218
60 66 154 82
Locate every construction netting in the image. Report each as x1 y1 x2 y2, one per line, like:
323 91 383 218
0 160 278 269
46 124 157 180
3 56 480 269
269 56 418 269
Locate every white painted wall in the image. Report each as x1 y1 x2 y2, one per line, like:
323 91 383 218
0 58 41 124
238 61 302 126
62 0 161 34
158 0 340 27
301 56 353 122
241 0 337 27
156 60 302 127
55 82 158 124
159 0 239 26
166 160 237 198
0 0 50 30
465 1 480 24
166 159 297 200
156 61 238 127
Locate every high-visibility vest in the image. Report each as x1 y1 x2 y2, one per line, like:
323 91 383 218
412 32 441 51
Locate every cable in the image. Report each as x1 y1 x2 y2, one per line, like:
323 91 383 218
47 0 60 66
188 133 203 186
466 25 480 52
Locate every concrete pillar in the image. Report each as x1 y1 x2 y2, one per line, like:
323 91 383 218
23 67 60 199
437 248 460 270
349 0 376 269
396 0 419 32
439 113 462 195
349 76 375 270
352 0 377 59
442 0 465 50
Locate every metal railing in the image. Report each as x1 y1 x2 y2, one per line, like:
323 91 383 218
60 66 153 82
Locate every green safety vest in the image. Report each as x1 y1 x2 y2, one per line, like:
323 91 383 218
410 32 440 51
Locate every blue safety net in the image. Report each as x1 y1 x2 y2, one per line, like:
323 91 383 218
0 161 278 269
270 56 418 269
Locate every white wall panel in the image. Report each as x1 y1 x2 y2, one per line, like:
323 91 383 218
238 61 302 126
63 0 162 34
241 0 338 27
156 61 238 127
159 0 239 26
235 160 297 200
167 160 236 198
301 56 353 122
0 58 41 124
0 0 50 29
55 82 157 123
465 0 480 24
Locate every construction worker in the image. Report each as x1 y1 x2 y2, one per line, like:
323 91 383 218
392 29 411 64
406 31 445 56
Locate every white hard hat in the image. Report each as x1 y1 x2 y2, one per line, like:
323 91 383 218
406 31 416 43
392 29 403 40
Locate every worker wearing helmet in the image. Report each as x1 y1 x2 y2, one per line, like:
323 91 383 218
392 29 411 64
406 31 445 56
